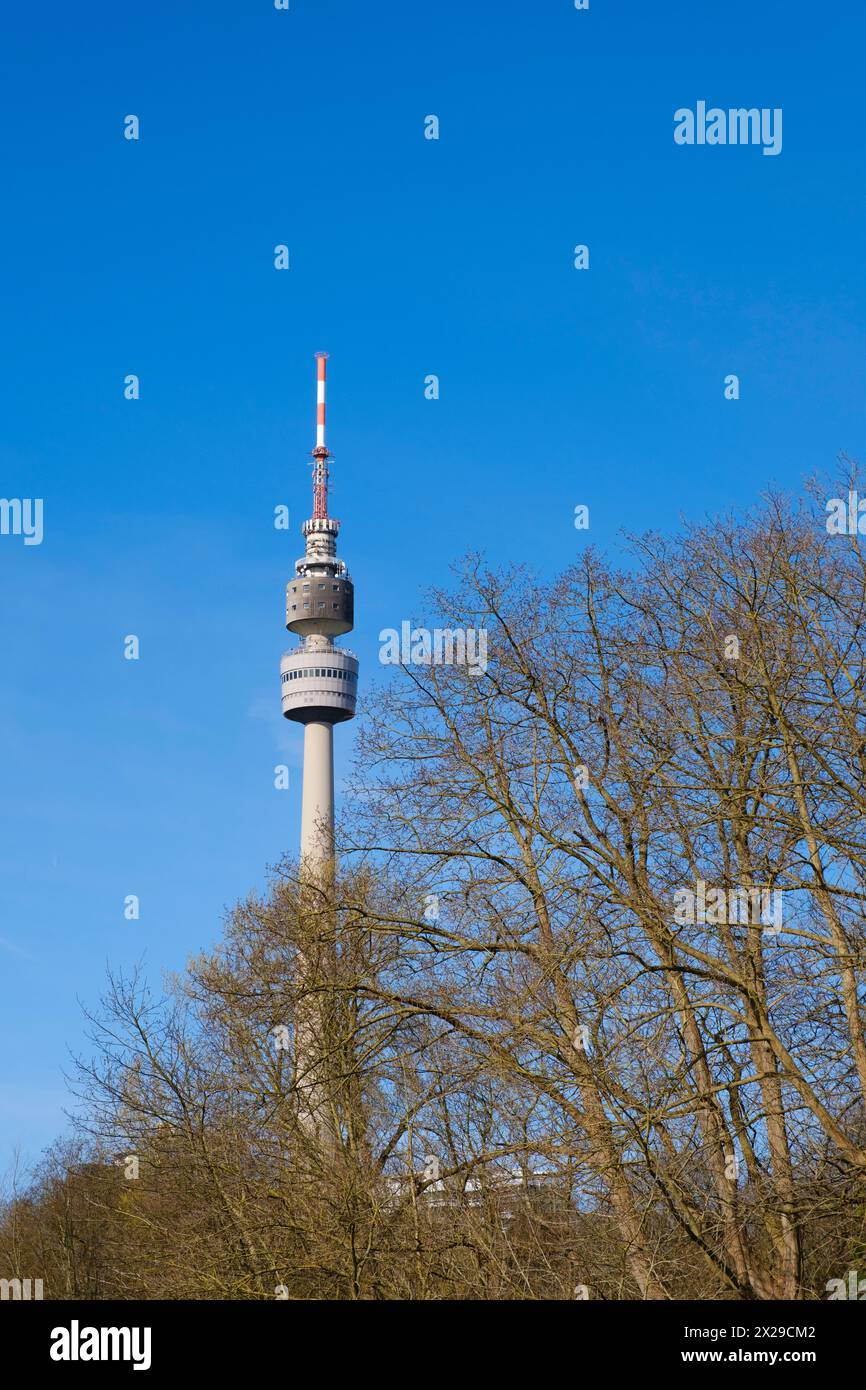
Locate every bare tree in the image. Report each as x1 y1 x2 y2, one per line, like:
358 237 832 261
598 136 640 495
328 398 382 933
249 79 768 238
4 483 865 1300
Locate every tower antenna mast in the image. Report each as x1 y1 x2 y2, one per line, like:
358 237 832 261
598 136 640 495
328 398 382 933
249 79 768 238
312 351 331 521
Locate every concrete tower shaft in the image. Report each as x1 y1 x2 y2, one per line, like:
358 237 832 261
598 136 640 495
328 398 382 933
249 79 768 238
299 721 334 866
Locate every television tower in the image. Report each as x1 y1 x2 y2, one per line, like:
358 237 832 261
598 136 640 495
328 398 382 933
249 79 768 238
280 352 358 871
280 354 358 1149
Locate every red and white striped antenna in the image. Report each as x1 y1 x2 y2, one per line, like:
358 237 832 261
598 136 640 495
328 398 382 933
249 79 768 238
312 351 330 520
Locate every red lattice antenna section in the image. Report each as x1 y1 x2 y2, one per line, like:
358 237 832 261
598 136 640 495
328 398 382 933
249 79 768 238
312 352 330 519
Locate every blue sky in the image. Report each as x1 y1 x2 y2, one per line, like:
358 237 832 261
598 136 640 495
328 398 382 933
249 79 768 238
1 0 864 1169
